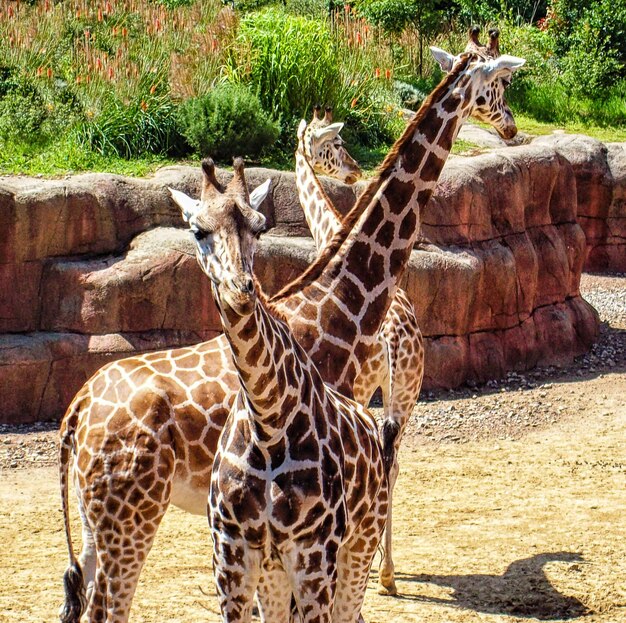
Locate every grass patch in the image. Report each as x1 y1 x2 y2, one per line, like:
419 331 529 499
515 115 626 143
0 135 176 177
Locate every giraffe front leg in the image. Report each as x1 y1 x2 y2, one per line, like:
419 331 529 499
212 531 263 623
284 542 338 623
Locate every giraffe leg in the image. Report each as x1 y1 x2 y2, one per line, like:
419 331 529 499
256 559 292 623
377 374 399 597
378 319 423 596
84 498 168 623
212 533 263 623
333 537 380 623
76 494 97 605
284 544 337 623
76 438 175 619
377 458 399 596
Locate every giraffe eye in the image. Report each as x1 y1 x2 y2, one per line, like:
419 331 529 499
193 229 208 242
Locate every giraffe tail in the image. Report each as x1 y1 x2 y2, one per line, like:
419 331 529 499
381 419 400 478
59 399 87 623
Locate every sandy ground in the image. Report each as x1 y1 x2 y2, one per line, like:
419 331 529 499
0 274 625 622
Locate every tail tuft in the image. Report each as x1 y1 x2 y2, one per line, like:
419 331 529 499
60 562 86 623
381 419 401 477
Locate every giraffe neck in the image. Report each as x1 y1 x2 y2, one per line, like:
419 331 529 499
214 281 312 440
272 57 474 395
295 148 342 250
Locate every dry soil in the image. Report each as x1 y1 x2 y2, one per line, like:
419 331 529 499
0 274 624 623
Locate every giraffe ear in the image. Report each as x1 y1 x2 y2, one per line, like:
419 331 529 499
485 54 526 76
297 119 308 141
249 179 272 211
311 122 344 142
430 46 456 72
168 187 200 223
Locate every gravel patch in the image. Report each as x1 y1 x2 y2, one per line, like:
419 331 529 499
398 272 626 445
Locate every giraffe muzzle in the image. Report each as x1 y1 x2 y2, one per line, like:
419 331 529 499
500 124 518 140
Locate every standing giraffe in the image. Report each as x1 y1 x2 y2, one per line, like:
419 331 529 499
295 106 424 594
59 46 524 622
172 158 387 623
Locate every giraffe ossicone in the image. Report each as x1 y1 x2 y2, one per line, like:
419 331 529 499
173 158 388 623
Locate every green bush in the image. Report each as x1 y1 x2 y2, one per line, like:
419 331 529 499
177 82 280 161
0 91 47 142
0 74 79 146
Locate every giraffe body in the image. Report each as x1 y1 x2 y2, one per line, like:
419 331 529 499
295 110 424 593
60 46 525 622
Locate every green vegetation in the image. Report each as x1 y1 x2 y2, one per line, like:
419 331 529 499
0 0 624 176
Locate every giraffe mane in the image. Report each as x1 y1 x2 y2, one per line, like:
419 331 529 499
270 54 474 303
301 149 343 220
253 274 290 324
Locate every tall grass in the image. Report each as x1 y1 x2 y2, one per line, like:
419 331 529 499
0 1 623 174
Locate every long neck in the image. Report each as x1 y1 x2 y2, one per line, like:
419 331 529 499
295 148 343 250
214 283 313 440
272 59 473 396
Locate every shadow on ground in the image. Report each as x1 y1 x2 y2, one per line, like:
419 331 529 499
392 552 590 620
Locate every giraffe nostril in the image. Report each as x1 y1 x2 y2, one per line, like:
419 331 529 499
241 276 254 294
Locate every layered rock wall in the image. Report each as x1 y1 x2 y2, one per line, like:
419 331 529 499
1 138 613 423
533 135 626 272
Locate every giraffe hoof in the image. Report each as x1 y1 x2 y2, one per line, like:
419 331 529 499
377 577 397 596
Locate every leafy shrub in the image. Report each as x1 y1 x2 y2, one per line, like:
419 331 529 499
0 90 47 142
0 74 79 146
558 5 624 96
177 82 279 161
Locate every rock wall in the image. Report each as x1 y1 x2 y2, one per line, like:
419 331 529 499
533 134 626 272
0 138 611 424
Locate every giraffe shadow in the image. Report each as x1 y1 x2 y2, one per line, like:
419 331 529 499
388 551 590 620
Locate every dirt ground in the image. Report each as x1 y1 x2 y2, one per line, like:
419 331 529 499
1 274 625 623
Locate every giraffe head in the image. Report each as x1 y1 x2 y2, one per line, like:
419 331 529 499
169 158 271 313
297 106 362 185
430 46 525 140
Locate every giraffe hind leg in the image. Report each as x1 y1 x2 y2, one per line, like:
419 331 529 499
84 492 170 623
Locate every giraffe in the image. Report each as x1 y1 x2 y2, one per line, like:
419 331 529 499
59 46 525 622
295 106 424 595
172 158 388 623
